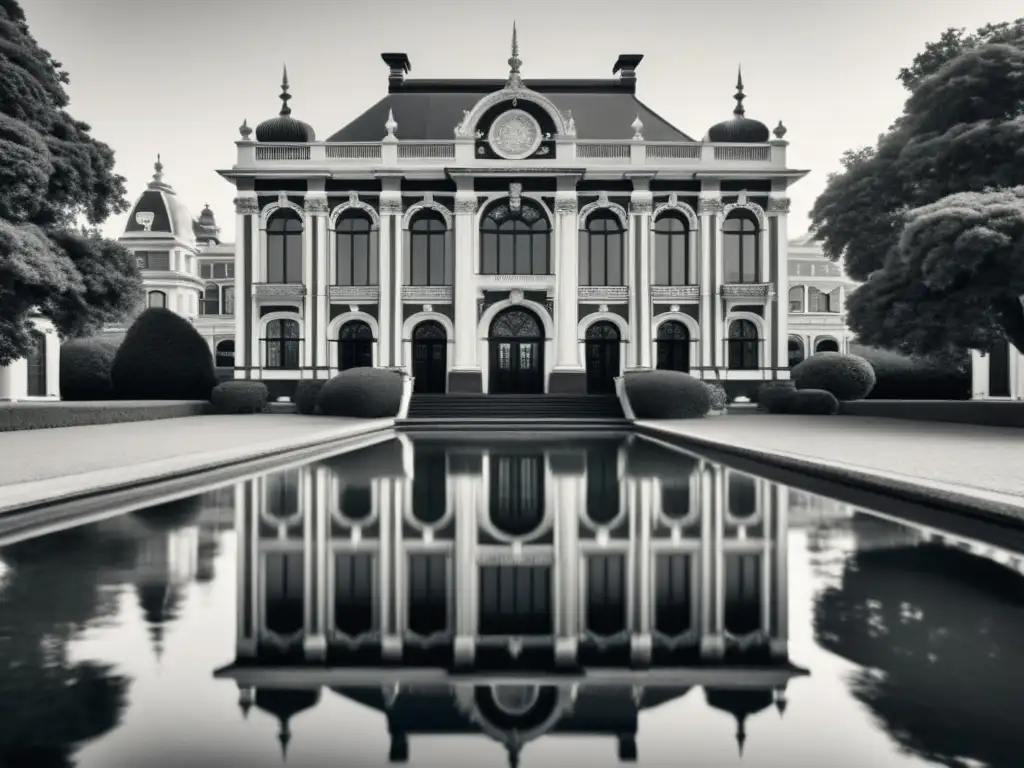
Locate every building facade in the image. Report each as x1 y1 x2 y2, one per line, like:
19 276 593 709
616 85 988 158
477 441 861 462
785 234 857 367
119 32 806 400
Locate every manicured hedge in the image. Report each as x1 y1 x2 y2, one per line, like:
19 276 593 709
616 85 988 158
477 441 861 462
624 370 711 419
0 401 209 432
209 381 269 414
853 346 970 400
792 352 876 401
317 368 404 418
703 382 727 411
295 379 327 415
757 380 797 411
788 388 840 415
111 308 218 400
60 337 121 401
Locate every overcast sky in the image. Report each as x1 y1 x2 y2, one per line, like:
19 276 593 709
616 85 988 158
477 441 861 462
21 0 1023 244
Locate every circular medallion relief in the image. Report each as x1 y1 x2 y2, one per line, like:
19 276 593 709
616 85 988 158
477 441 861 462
488 109 543 160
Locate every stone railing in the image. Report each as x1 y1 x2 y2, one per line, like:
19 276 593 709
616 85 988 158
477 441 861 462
401 285 454 302
577 286 629 302
721 283 773 298
241 138 786 169
651 285 700 301
255 282 305 298
329 285 380 302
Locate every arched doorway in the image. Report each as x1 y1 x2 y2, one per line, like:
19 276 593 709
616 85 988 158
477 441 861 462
338 320 373 370
412 320 447 393
25 330 46 396
656 320 691 373
488 308 544 394
584 321 621 394
814 337 839 354
727 319 760 371
215 339 235 368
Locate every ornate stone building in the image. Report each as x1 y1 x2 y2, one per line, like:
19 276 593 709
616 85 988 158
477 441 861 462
785 234 857 367
120 29 806 400
214 433 805 762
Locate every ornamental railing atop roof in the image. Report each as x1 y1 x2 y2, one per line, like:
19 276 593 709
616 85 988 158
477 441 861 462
238 138 787 169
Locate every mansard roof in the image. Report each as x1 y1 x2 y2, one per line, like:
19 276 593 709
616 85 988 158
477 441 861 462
326 79 694 143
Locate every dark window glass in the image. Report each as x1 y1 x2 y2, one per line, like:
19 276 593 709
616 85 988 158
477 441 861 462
653 212 692 286
266 211 304 284
480 200 551 275
580 211 624 286
727 319 759 370
265 318 301 369
722 210 760 284
201 283 219 315
336 213 374 286
409 212 448 286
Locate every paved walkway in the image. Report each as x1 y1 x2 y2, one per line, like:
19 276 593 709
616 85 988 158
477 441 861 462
0 415 393 512
637 414 1024 524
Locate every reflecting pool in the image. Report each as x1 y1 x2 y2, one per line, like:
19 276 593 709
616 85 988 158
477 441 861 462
1 432 1023 768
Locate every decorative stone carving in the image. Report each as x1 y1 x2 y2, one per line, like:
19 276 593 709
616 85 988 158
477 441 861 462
544 297 554 317
670 304 681 312
277 192 290 206
348 191 360 206
629 199 653 215
773 121 788 139
135 211 155 231
722 200 766 227
631 114 644 141
767 196 792 214
509 289 524 305
697 197 724 216
554 197 577 215
577 286 628 302
509 183 522 212
422 304 433 313
348 304 360 312
578 191 628 229
565 111 576 137
598 304 609 313
651 285 699 301
256 283 305 298
454 197 478 214
303 196 328 214
329 286 379 302
489 109 543 160
651 193 698 227
234 196 259 215
379 197 404 215
384 109 398 140
403 199 453 230
329 194 381 230
720 283 772 298
239 119 252 141
454 110 473 138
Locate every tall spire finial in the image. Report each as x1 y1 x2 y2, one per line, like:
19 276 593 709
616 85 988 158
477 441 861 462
153 153 163 182
506 22 523 88
279 64 292 117
733 65 746 117
736 715 748 756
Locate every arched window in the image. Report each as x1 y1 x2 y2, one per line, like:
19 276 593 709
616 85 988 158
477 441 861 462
815 337 839 354
201 284 219 315
788 337 804 368
266 210 303 284
264 319 301 369
579 210 624 286
653 212 692 286
215 339 235 367
722 210 760 284
26 330 46 396
147 290 166 309
808 287 840 313
788 286 804 313
480 199 551 275
656 320 692 372
727 319 759 370
336 212 376 286
338 320 374 370
409 211 448 286
223 285 235 315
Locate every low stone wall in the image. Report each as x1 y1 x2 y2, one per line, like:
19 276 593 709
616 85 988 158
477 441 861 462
0 400 210 432
839 399 1024 429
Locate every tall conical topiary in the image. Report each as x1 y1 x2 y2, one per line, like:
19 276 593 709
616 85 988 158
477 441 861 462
111 308 217 400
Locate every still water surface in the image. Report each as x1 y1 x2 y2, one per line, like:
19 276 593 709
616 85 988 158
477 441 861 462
1 432 1022 768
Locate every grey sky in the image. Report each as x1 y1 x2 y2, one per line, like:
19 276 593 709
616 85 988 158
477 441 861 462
21 0 1023 243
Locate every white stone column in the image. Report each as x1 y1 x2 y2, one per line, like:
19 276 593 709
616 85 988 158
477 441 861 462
701 465 726 657
453 476 478 666
630 189 654 368
630 477 653 664
301 196 323 374
553 192 581 371
771 483 789 657
698 192 724 369
233 194 258 378
452 191 479 371
554 471 581 665
769 195 791 378
316 210 330 378
377 191 401 367
302 468 327 658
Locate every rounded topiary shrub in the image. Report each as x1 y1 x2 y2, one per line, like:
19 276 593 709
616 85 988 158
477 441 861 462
788 388 840 415
111 308 218 400
210 381 269 414
757 380 797 411
703 382 728 412
792 352 876 401
624 370 711 419
60 336 121 401
295 379 327 415
317 368 404 418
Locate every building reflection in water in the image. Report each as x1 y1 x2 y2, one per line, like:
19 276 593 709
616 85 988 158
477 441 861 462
214 434 808 764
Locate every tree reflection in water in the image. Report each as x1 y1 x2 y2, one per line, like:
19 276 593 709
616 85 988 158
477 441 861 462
0 528 134 767
814 541 1024 768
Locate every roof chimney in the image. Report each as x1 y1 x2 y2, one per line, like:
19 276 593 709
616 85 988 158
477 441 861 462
381 53 411 90
613 54 644 83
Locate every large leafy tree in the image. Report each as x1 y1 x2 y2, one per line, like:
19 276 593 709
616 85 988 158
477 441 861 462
810 19 1024 359
0 0 142 366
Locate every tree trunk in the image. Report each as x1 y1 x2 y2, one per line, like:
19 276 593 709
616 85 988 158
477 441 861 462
994 295 1024 356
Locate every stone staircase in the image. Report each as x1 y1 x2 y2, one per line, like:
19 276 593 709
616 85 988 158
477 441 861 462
397 394 630 430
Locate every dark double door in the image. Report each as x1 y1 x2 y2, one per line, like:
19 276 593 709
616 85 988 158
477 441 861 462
412 321 448 393
490 339 543 394
585 321 621 394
